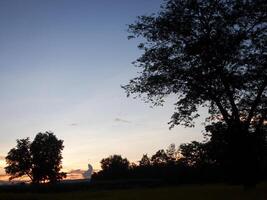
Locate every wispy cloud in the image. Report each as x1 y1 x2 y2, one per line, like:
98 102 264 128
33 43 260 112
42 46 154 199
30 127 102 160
66 166 94 180
69 123 78 126
0 174 9 182
66 169 86 180
114 118 131 123
68 169 84 174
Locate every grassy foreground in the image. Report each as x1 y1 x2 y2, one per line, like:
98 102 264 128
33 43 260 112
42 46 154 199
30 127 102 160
0 184 266 200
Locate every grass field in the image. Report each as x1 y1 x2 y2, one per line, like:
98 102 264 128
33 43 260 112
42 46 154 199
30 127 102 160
0 184 266 200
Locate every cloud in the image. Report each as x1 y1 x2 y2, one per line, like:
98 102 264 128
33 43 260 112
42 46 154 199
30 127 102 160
67 165 94 180
114 118 131 123
66 169 86 180
69 123 78 126
0 174 9 182
83 164 93 179
68 169 84 174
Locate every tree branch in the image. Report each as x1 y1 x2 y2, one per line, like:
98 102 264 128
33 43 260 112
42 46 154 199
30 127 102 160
212 97 231 125
220 71 240 123
25 171 33 182
246 79 267 127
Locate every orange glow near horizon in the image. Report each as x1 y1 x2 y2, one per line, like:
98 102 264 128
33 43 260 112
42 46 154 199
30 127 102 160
0 170 88 182
0 165 90 182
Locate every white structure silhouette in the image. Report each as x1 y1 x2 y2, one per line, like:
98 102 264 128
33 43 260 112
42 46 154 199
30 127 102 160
83 164 93 181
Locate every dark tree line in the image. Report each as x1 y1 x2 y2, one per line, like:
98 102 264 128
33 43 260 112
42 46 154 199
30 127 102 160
93 123 267 184
123 0 267 185
93 122 267 183
93 143 203 182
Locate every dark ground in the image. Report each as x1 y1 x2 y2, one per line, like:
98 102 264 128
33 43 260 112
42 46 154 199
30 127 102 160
0 181 266 200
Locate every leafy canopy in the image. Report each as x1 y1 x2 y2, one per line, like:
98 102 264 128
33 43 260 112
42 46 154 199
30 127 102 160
5 132 66 184
5 138 32 181
124 0 266 128
100 155 130 173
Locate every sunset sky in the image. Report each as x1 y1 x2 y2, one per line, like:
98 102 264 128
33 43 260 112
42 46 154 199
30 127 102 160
0 0 206 180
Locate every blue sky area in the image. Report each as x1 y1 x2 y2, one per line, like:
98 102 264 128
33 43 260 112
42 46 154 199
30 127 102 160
0 0 205 177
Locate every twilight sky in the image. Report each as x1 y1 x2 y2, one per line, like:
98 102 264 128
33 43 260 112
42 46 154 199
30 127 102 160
0 0 205 179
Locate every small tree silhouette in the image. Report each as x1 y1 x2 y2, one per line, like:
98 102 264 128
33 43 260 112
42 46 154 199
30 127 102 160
99 155 130 179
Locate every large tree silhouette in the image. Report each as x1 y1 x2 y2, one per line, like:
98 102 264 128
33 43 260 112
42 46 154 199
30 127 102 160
30 132 66 184
123 0 266 184
5 132 66 184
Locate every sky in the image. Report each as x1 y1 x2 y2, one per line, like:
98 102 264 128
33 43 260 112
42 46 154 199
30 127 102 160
0 0 206 181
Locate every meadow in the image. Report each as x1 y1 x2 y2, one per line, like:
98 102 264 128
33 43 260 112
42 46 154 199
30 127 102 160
0 183 266 200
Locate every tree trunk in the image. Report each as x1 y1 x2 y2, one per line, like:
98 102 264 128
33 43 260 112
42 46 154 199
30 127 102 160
227 123 260 187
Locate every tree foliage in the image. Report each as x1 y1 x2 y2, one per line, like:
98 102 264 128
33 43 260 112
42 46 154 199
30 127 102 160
93 142 222 182
179 141 210 167
5 138 32 181
139 154 151 167
151 149 169 165
97 155 130 179
30 132 66 183
124 0 266 129
123 0 266 184
5 132 66 184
